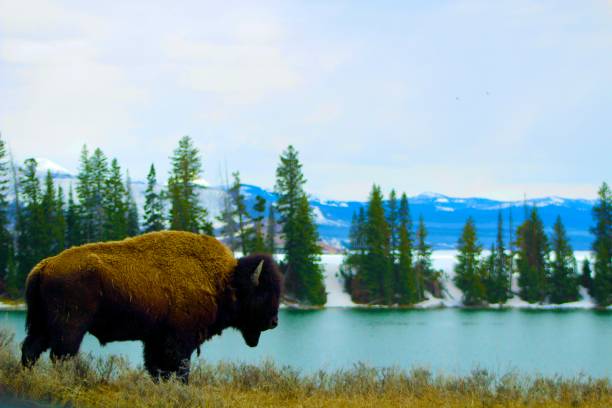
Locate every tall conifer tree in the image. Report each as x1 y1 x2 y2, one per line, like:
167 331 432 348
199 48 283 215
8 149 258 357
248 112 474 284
0 134 11 289
168 136 212 234
89 148 109 241
103 159 128 240
516 207 549 303
143 164 165 232
387 189 399 264
5 152 20 295
364 185 393 304
342 207 367 301
413 216 431 301
54 186 66 252
250 195 267 253
591 182 612 306
125 172 140 236
65 185 81 247
229 172 250 254
581 258 592 293
485 211 511 303
454 217 486 305
397 193 417 303
40 171 57 256
292 194 326 304
549 215 579 303
275 145 326 305
217 171 238 251
265 203 276 254
16 159 44 288
76 146 93 242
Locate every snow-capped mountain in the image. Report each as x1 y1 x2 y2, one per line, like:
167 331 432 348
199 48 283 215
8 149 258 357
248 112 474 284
236 186 596 251
34 157 74 179
30 159 598 250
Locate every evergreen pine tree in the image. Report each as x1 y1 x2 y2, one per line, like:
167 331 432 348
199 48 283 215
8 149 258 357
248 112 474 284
387 189 400 300
125 172 140 236
265 203 276 254
581 258 592 292
486 211 511 304
103 159 128 240
40 170 57 257
143 164 165 233
364 185 393 304
275 145 326 305
549 215 579 303
413 216 431 301
229 171 250 254
54 186 66 252
292 194 326 305
217 170 238 252
6 152 21 295
341 207 367 301
387 189 399 264
591 182 612 306
75 145 94 242
168 136 212 234
16 159 44 289
454 217 486 305
0 134 11 289
250 195 267 253
397 193 417 303
65 184 81 247
75 147 109 242
516 207 549 303
89 148 109 241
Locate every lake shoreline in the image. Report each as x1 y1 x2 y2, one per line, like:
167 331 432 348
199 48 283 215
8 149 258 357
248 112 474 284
4 299 612 312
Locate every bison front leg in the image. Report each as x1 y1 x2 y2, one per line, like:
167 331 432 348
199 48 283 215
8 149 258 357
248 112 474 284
48 322 88 362
143 335 194 383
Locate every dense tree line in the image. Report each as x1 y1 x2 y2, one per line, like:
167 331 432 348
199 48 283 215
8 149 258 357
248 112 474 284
0 135 215 296
0 130 609 307
453 183 611 307
341 186 443 305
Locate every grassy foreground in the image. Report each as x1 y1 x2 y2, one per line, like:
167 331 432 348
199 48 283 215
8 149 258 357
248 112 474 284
0 331 610 407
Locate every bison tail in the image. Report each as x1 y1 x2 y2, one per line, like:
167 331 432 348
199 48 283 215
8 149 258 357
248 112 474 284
24 262 46 335
22 262 51 367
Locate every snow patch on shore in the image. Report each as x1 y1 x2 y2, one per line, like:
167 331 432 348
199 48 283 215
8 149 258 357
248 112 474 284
321 255 354 307
321 251 605 309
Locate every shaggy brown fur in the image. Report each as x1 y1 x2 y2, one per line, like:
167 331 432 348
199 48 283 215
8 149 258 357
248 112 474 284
21 231 282 382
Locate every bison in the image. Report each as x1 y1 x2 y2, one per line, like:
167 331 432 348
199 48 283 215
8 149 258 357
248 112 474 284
21 230 282 382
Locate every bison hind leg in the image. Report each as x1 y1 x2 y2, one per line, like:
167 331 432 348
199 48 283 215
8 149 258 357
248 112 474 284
21 334 49 367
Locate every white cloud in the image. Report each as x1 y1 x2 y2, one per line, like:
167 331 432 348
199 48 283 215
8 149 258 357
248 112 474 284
0 0 609 200
164 35 299 104
305 102 342 124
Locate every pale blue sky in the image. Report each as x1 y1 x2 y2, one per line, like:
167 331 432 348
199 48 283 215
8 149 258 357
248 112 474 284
1 0 610 200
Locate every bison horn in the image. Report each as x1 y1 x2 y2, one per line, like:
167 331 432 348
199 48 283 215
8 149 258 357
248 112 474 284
252 260 264 286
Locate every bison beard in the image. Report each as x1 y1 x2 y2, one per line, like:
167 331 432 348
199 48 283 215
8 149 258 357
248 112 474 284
20 231 282 383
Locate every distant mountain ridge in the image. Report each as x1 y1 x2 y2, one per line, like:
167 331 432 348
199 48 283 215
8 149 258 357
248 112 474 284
34 158 597 250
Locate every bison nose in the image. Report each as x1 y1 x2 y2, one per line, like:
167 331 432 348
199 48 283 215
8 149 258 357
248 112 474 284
270 316 278 328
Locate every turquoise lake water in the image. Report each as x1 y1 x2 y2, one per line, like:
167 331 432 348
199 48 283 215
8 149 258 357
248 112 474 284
1 308 611 377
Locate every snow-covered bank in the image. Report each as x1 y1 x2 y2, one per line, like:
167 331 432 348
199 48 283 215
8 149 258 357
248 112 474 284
321 255 354 307
319 251 611 310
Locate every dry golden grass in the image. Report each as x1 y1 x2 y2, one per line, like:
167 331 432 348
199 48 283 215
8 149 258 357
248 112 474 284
0 330 610 407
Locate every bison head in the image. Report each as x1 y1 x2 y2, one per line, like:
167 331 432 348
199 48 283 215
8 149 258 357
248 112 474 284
232 254 283 347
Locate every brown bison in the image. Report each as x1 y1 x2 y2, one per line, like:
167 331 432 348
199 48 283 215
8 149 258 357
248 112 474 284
21 231 282 382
